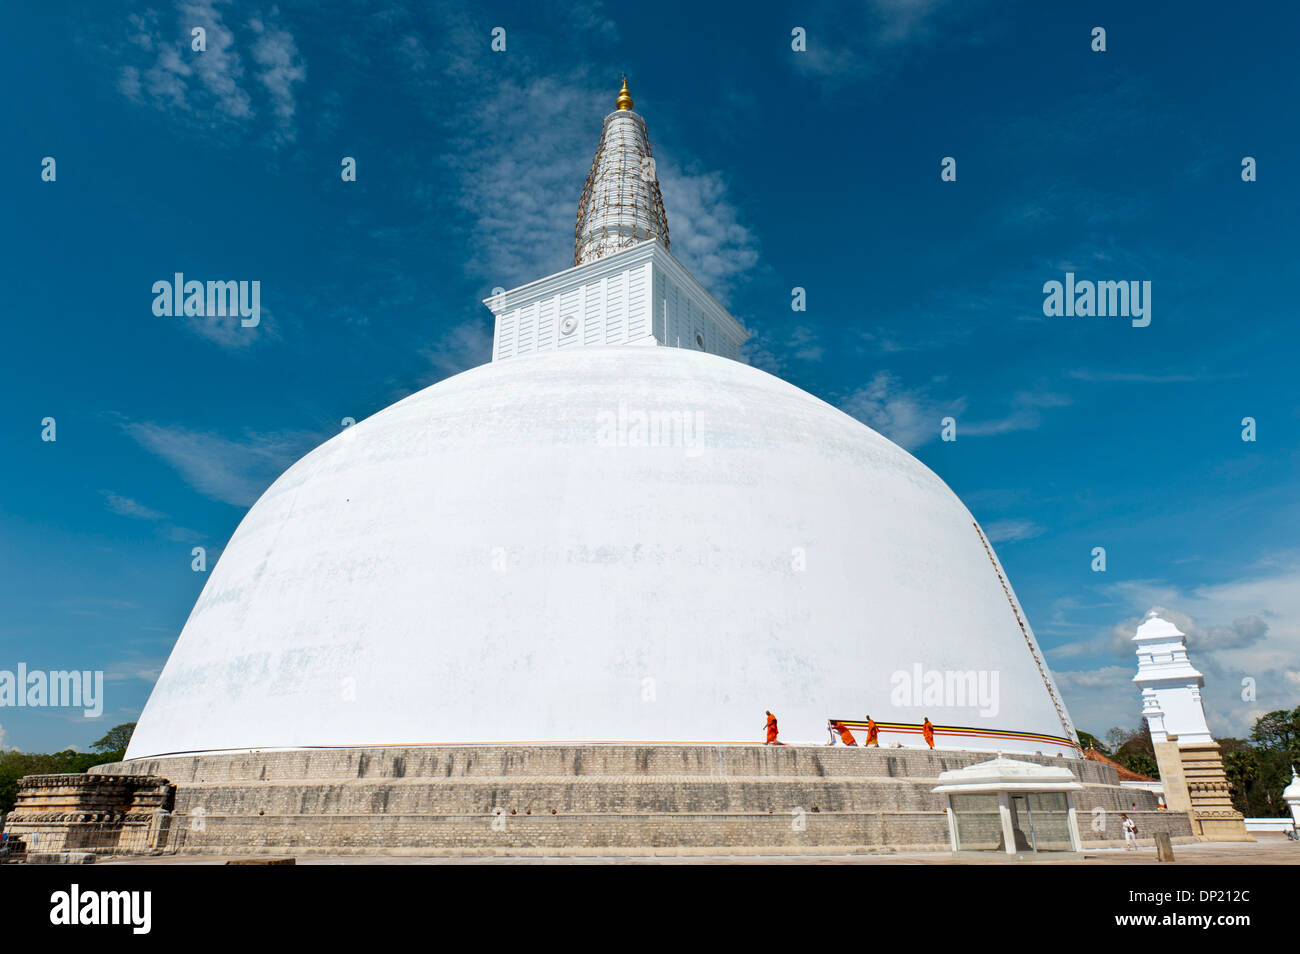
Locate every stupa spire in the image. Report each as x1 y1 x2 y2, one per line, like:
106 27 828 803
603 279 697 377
574 77 670 266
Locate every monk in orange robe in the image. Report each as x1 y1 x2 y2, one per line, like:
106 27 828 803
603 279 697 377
865 716 879 746
827 720 857 746
764 710 780 745
921 717 935 749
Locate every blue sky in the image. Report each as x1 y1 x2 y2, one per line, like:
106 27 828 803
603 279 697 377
2 0 1298 751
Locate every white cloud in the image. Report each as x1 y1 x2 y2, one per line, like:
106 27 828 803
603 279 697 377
105 658 168 684
656 162 759 301
983 519 1044 544
184 0 253 117
1052 665 1143 737
442 69 759 300
1068 369 1198 384
180 306 279 351
99 489 202 543
960 391 1072 437
839 377 1069 451
792 0 977 88
116 2 305 145
742 324 822 373
249 17 306 142
123 420 323 507
1048 559 1300 738
443 76 599 287
840 372 964 450
421 319 494 381
101 491 166 521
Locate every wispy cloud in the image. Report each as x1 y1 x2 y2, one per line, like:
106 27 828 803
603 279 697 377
840 371 964 450
122 420 324 507
442 75 602 286
387 2 756 303
99 489 202 543
791 0 988 89
1048 559 1300 737
656 162 759 301
249 16 305 142
742 324 823 373
441 71 760 301
983 519 1045 544
840 377 1068 450
104 657 168 685
1069 369 1198 384
960 390 1072 437
116 1 306 146
179 306 280 351
101 491 166 521
420 319 493 381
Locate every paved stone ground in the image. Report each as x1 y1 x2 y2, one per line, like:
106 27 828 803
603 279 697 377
96 833 1298 865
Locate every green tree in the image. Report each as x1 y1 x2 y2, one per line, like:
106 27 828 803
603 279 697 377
91 723 136 755
1103 719 1158 778
1251 707 1300 763
0 749 110 814
1222 742 1259 816
0 723 138 814
1116 752 1159 780
1076 729 1109 755
1248 707 1300 817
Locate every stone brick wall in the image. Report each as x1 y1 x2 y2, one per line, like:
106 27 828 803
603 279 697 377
63 745 1196 855
2 774 174 854
96 744 1119 784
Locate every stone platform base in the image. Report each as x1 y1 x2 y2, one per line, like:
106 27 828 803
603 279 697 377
1153 739 1252 842
2 773 175 855
52 745 1197 856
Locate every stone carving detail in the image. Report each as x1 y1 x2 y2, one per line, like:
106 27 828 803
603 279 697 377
2 773 175 855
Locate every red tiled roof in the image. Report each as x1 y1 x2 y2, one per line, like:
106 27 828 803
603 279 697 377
1084 746 1157 782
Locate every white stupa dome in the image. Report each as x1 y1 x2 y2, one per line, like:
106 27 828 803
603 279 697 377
127 346 1077 759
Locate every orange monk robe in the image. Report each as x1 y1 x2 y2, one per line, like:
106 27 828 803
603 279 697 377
921 719 935 749
765 714 779 744
835 722 856 746
865 719 879 746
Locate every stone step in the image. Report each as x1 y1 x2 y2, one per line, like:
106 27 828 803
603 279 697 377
154 805 1194 854
170 775 936 816
165 811 952 852
27 745 1194 855
97 745 1109 785
167 776 1164 818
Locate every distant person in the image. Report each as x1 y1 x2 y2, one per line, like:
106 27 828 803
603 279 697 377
865 716 879 747
1122 813 1138 850
764 710 781 745
827 720 857 746
921 717 935 749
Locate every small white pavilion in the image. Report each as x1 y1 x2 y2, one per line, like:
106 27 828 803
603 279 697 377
933 755 1083 854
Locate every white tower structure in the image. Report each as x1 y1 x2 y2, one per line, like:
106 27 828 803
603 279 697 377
1131 610 1249 840
125 81 1080 761
574 77 670 265
1132 611 1213 744
490 79 747 363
